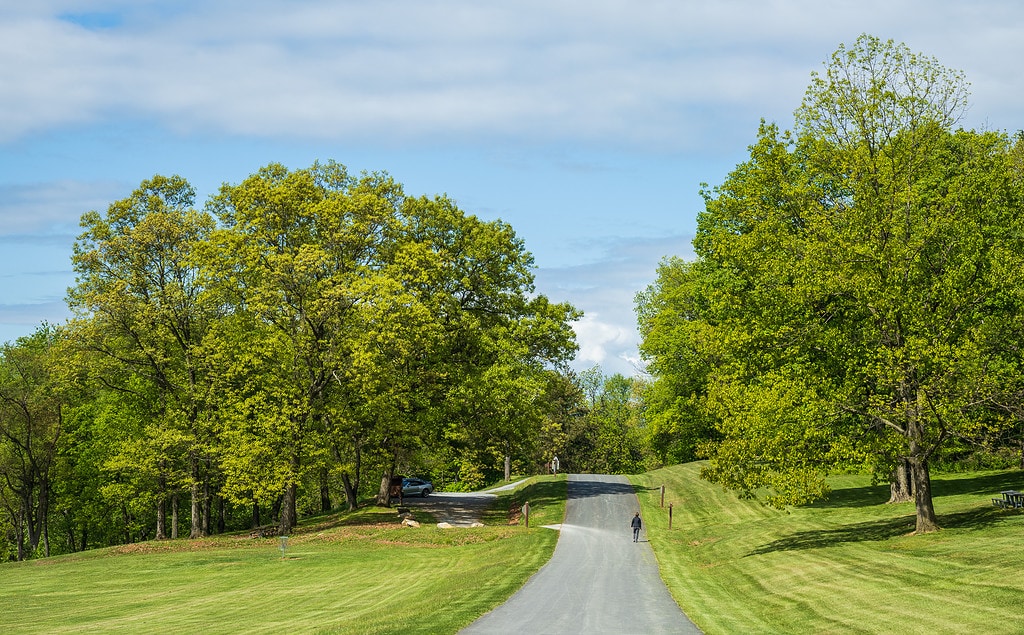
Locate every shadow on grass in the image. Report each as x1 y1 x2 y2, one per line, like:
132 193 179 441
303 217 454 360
294 507 403 533
929 470 1024 498
747 516 914 555
805 483 892 509
747 506 1018 556
805 470 1023 511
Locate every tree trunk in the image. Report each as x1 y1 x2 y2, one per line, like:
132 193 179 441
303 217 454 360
353 442 361 496
320 468 331 513
64 510 77 552
15 508 25 561
252 499 260 529
376 472 393 507
906 388 939 534
217 496 226 534
278 482 297 536
887 458 914 504
504 454 511 482
909 454 940 533
375 450 398 506
156 475 167 540
39 478 51 558
121 504 132 544
171 493 179 539
341 472 358 511
190 454 203 539
24 492 41 554
202 475 211 536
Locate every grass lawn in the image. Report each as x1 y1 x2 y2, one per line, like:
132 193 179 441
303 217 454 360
0 475 566 635
632 463 1024 635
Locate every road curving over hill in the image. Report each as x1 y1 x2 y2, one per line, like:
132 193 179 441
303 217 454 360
461 473 702 634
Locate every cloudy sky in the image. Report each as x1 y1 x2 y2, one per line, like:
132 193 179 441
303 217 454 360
2 1 1023 376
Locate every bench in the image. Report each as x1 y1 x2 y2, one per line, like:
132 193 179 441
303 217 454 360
992 490 1024 509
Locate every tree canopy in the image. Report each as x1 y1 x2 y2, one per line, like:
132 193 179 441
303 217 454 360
1 161 581 557
638 35 1024 533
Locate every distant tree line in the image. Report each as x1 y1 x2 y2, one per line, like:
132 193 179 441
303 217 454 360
637 35 1024 534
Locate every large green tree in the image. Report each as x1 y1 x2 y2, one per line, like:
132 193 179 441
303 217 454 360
37 160 578 547
202 162 578 528
202 162 398 533
0 327 65 559
641 35 1024 533
68 175 219 539
636 258 720 464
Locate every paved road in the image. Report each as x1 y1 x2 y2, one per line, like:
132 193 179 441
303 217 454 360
401 491 495 526
461 474 702 635
401 479 529 526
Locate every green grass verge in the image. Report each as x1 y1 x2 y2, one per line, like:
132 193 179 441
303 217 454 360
0 475 567 635
632 463 1024 635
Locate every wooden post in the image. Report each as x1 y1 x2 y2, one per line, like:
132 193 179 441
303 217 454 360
660 485 665 508
668 503 673 530
522 501 530 528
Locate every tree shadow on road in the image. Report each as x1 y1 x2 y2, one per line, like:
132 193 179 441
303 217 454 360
567 478 637 500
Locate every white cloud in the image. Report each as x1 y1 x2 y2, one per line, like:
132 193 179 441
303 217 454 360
0 180 123 236
5 1 1021 147
536 234 695 376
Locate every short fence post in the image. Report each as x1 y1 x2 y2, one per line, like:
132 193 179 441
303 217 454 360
668 503 673 530
660 485 665 508
522 501 530 528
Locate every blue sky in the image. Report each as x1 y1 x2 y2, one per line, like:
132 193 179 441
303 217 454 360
2 1 1023 376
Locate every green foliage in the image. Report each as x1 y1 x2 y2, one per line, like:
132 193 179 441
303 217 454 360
0 326 65 559
559 367 651 474
636 258 720 463
638 35 1024 533
23 161 579 553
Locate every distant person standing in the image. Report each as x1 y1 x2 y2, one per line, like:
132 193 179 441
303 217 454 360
631 512 642 542
551 456 559 474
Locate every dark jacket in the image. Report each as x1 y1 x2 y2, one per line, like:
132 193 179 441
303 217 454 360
631 515 642 529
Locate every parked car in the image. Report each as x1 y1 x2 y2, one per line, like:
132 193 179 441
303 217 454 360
402 478 433 497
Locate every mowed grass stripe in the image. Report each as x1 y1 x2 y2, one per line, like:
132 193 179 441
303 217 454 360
1 476 567 635
632 463 1024 635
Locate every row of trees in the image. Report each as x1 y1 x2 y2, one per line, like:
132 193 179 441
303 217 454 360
0 161 669 561
638 35 1024 533
1 162 589 559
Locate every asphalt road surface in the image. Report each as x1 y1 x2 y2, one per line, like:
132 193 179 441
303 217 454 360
400 479 528 526
461 473 702 635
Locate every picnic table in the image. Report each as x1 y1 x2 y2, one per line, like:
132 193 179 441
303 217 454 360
992 490 1024 509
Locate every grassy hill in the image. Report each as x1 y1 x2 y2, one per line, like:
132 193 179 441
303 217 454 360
632 463 1024 635
5 467 1022 634
0 477 565 635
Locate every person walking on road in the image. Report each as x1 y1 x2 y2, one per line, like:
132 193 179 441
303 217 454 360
631 512 642 542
